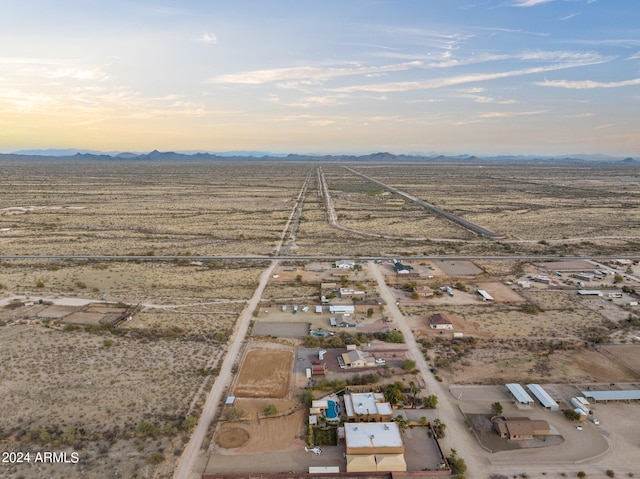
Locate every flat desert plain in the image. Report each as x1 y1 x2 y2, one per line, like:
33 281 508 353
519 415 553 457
1 159 639 479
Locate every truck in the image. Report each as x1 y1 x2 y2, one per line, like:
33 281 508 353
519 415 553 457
293 305 298 314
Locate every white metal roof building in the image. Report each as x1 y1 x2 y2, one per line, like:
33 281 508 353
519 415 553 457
505 383 534 408
329 305 355 314
581 390 640 402
477 289 494 301
526 384 559 411
577 290 603 296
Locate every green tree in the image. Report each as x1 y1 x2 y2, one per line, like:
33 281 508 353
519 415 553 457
432 419 446 438
367 307 374 317
394 415 408 430
564 409 581 421
614 273 624 284
447 448 467 475
491 401 503 416
384 383 404 406
423 394 438 409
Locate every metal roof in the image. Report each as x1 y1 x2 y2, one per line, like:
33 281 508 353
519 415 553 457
477 289 494 300
526 384 559 410
581 390 640 402
506 383 534 404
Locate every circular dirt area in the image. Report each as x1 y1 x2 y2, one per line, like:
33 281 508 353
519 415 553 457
215 428 250 449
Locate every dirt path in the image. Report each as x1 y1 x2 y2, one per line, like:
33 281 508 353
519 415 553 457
369 262 491 478
172 259 279 479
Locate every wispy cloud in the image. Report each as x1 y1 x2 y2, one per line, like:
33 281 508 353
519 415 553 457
559 12 580 21
512 0 554 7
208 61 423 84
536 77 640 89
478 110 547 118
196 32 218 44
332 59 606 93
596 123 615 129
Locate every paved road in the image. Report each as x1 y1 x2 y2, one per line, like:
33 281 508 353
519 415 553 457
368 261 490 478
344 166 502 238
2 254 637 262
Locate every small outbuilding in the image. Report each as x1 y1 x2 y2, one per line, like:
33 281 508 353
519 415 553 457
428 313 454 330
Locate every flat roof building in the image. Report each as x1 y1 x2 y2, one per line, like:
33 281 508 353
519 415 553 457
344 422 404 455
344 392 393 422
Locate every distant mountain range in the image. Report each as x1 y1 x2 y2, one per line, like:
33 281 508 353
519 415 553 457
1 149 636 164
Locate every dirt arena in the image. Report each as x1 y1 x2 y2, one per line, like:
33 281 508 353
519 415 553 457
233 349 293 398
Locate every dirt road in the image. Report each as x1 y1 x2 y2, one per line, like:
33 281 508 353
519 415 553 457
173 259 279 479
369 262 490 478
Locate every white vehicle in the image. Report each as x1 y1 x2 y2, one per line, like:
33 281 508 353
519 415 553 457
576 425 583 431
591 418 600 425
375 358 386 365
305 446 322 455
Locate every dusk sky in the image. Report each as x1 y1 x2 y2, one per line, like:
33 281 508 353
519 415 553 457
1 0 639 156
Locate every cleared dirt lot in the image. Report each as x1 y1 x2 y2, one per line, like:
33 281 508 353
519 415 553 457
233 349 293 398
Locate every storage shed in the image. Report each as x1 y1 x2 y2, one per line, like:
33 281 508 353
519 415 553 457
526 384 559 411
505 383 534 408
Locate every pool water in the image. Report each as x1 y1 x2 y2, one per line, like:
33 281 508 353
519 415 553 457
326 400 339 419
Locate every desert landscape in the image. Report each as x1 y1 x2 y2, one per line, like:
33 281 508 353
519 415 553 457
1 159 639 479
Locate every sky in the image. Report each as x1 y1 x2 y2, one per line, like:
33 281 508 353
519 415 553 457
1 0 639 156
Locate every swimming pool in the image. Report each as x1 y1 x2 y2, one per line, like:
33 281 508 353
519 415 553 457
326 400 339 420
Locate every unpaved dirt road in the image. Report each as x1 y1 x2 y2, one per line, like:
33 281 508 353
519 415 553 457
173 259 279 479
369 261 490 478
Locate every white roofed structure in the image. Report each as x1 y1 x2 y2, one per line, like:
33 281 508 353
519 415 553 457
505 383 534 408
477 289 494 301
581 390 640 402
526 384 559 411
344 422 404 454
344 392 393 422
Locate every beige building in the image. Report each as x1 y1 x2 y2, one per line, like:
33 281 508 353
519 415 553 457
343 392 393 422
492 416 551 440
344 422 407 472
339 348 375 368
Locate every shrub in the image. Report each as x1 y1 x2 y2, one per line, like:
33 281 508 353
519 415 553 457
577 472 586 478
606 471 615 478
401 359 416 370
136 421 159 437
146 452 165 465
263 404 278 416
